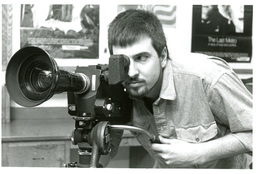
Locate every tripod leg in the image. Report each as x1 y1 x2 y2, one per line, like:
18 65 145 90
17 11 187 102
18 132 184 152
90 141 100 168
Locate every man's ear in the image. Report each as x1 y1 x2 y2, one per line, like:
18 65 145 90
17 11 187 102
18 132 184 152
160 47 167 68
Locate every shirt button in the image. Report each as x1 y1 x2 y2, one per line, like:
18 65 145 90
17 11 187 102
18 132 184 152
195 138 200 142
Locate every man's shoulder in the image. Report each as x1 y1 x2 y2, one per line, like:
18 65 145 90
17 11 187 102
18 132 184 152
170 53 232 83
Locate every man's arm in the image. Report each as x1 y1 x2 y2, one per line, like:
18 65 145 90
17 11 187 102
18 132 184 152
196 132 251 164
151 132 251 167
151 70 252 167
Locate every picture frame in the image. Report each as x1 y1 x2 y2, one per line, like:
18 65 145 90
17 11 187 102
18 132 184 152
20 4 100 59
2 4 13 71
1 4 12 123
191 5 253 63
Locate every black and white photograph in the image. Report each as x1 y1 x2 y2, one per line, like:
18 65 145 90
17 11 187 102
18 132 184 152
20 4 99 59
191 5 253 62
1 0 254 173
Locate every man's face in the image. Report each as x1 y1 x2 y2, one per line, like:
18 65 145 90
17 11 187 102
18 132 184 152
230 5 244 33
201 5 213 20
112 36 163 99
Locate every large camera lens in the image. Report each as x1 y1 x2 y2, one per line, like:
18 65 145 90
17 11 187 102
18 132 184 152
6 46 90 107
5 47 59 106
31 66 53 92
35 70 52 90
17 55 56 102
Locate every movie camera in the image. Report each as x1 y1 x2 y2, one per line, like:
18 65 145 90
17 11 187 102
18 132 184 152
5 46 159 167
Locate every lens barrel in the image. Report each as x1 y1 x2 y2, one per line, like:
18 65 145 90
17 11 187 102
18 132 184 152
6 46 89 107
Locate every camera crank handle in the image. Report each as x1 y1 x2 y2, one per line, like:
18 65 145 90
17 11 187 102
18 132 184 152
109 125 161 144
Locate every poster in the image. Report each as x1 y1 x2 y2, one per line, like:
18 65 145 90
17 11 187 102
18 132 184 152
191 5 253 62
20 4 99 59
117 5 176 28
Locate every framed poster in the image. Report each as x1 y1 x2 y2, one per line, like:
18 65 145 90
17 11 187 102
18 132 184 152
191 5 253 63
20 4 99 59
117 5 176 28
2 4 12 123
2 4 13 70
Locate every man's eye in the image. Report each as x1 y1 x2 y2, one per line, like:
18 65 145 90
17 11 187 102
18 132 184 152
135 56 147 62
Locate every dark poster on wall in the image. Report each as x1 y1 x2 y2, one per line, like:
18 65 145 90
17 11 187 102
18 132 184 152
20 4 99 59
191 5 253 62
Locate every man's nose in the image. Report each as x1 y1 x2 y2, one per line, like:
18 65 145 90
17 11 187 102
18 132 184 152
128 60 139 78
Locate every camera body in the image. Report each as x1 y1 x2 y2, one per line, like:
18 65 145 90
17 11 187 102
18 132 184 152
68 64 132 131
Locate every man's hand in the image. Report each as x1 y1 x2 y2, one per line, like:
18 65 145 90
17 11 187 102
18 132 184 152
151 133 250 168
150 136 202 167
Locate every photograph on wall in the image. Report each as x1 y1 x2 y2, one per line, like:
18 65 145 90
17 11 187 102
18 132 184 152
20 4 99 59
117 5 176 28
191 5 253 62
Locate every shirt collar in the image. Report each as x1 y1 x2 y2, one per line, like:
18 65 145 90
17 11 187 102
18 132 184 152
158 59 176 101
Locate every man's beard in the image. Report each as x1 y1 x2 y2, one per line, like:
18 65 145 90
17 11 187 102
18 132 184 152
125 84 149 100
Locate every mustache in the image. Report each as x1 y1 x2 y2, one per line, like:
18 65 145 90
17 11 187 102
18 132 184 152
125 77 145 84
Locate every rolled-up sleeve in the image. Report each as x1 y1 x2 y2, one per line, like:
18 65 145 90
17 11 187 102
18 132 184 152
207 70 252 152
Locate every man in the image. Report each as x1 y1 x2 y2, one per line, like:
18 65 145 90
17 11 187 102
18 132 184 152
107 9 252 168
